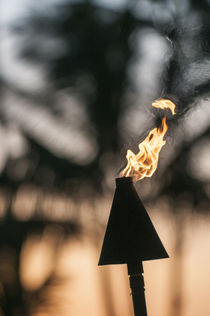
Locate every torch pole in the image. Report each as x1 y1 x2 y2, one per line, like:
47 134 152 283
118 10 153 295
127 262 147 316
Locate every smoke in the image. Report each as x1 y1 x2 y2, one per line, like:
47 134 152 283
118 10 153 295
125 0 210 134
156 1 210 115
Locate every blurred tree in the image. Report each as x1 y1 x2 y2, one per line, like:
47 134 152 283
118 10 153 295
13 2 140 190
0 0 210 315
7 0 210 197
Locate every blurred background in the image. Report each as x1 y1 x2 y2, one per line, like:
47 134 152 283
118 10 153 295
1 0 210 315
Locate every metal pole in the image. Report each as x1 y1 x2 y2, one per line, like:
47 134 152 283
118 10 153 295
127 262 147 316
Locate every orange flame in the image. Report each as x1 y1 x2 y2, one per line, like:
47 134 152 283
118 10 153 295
120 99 176 182
152 99 176 115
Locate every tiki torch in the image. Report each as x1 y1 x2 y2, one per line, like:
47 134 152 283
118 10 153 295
98 99 176 315
98 177 168 316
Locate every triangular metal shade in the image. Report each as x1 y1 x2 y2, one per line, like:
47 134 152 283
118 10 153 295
98 177 169 265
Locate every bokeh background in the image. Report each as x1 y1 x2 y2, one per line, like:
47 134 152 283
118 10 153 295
1 0 210 315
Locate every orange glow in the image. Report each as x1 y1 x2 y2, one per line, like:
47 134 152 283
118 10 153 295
152 99 176 115
120 99 176 182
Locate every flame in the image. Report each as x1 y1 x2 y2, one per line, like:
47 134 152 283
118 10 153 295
120 99 176 182
152 99 176 115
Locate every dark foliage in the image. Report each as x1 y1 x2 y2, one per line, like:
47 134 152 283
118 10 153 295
0 0 210 314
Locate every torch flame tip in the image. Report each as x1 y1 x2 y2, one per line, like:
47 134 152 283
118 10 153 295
152 98 176 115
120 99 176 182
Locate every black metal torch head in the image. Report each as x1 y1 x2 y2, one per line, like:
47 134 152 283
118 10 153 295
98 177 169 266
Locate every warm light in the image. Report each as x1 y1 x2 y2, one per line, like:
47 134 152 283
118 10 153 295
152 99 176 115
120 99 176 182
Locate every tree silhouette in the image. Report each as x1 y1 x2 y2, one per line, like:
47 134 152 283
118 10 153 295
0 0 210 315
